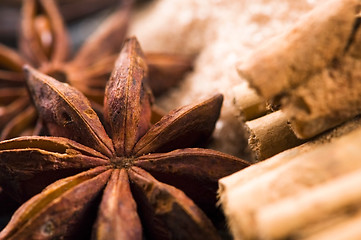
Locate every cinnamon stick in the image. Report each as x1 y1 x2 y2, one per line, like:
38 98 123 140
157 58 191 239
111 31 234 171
232 83 268 121
304 213 361 240
238 0 358 98
257 169 361 239
220 115 361 189
237 0 361 139
285 55 361 138
245 110 304 161
219 116 361 240
232 85 304 161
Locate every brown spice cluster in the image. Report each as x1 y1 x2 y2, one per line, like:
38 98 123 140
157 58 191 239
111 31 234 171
0 0 250 238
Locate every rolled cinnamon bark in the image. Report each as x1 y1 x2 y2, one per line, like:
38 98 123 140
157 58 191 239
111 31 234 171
285 55 361 138
232 83 268 121
237 0 361 139
304 213 361 240
257 168 361 239
238 0 358 99
219 116 361 240
245 110 304 161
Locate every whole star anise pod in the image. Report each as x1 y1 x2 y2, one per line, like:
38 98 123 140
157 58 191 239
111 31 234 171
0 0 192 140
0 37 249 239
0 0 130 140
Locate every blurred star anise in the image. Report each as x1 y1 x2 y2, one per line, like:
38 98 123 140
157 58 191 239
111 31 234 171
0 0 193 140
0 37 248 239
0 0 131 140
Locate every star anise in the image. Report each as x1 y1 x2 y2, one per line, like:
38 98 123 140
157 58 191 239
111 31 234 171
0 37 249 239
0 0 192 140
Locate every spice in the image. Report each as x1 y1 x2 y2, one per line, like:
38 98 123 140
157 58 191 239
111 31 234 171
0 0 193 140
237 0 361 139
231 83 304 161
0 0 120 43
232 83 268 122
146 53 194 97
219 116 361 240
0 0 130 140
0 37 249 239
245 111 305 161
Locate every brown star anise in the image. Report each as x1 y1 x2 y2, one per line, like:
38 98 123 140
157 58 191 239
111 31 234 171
0 0 192 140
0 0 130 140
0 37 249 239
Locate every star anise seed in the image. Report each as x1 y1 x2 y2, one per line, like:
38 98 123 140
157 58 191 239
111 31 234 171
0 37 249 239
0 0 193 140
